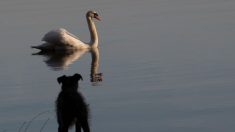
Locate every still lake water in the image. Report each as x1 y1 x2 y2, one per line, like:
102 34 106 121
1 0 235 131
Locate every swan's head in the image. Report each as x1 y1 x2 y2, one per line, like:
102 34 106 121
86 10 101 21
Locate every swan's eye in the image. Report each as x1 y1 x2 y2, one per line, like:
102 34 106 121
93 12 101 21
94 13 99 17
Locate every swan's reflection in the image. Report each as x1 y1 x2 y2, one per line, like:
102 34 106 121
90 48 102 83
33 49 89 70
32 48 103 83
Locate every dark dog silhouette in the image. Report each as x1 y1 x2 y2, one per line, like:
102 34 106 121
56 74 90 132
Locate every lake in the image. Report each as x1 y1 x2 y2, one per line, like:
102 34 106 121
0 0 235 132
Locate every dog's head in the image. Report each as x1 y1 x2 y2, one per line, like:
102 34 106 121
57 73 83 91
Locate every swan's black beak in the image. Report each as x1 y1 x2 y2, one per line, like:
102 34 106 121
94 13 101 21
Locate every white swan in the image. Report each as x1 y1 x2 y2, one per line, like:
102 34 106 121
31 10 101 51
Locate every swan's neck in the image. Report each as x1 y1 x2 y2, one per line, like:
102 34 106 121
87 18 98 48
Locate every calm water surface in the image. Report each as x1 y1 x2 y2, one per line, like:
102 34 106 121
1 0 235 132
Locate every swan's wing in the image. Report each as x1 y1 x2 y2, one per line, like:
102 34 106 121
63 29 80 40
60 29 89 48
42 28 88 49
42 29 62 44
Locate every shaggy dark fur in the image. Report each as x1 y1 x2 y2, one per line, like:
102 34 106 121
56 74 90 132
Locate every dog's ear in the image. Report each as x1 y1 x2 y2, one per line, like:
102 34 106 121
57 75 66 84
73 73 83 81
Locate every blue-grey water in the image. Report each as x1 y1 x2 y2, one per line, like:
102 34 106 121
1 0 235 132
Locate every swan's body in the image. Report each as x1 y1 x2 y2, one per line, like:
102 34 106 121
32 10 100 51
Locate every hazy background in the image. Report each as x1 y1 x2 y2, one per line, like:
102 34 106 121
0 0 235 131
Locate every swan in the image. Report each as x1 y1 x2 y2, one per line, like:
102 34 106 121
31 10 101 51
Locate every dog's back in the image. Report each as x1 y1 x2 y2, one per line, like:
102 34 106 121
56 74 90 132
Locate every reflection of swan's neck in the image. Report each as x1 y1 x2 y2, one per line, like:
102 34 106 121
90 48 102 83
87 17 98 48
91 48 99 75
